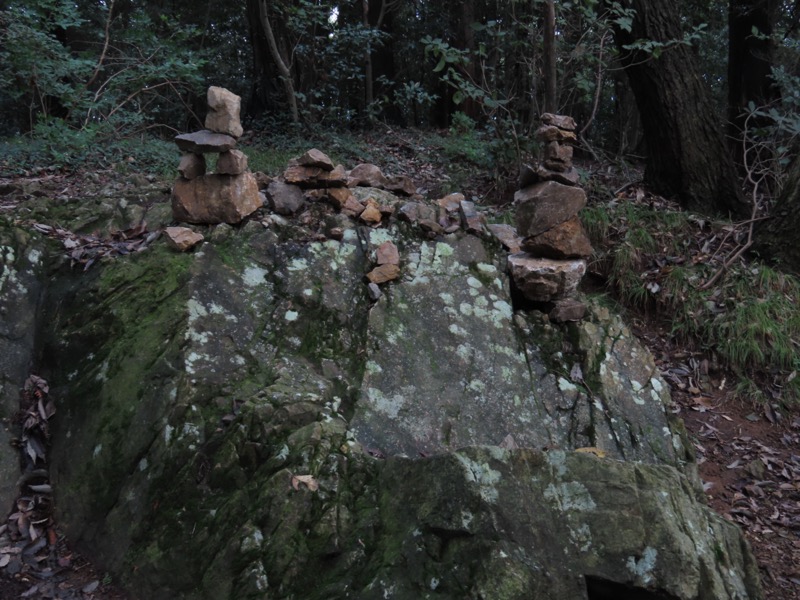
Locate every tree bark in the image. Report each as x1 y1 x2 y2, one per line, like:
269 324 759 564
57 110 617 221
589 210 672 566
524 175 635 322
728 0 778 165
755 154 800 271
257 0 299 123
611 0 747 216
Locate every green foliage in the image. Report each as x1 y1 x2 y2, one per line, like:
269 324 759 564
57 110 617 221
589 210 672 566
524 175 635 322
584 199 800 404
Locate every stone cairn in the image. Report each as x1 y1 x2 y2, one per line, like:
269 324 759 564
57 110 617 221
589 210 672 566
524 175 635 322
170 86 262 229
507 113 593 322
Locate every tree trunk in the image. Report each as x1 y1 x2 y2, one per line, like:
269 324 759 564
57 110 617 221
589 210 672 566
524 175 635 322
728 0 778 166
611 0 747 216
543 0 557 113
755 154 800 271
257 0 299 123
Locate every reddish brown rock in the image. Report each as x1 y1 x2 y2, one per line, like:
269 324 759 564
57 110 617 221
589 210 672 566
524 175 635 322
459 200 485 234
514 181 586 237
172 172 262 224
205 86 243 138
341 195 365 218
298 148 335 171
397 202 436 223
284 164 347 188
508 254 586 302
360 203 382 225
544 141 573 165
164 227 204 251
347 163 387 188
519 164 581 188
487 224 522 254
216 149 248 175
175 130 237 154
540 113 577 131
520 216 593 259
178 154 206 180
327 187 353 210
437 193 464 213
376 241 400 266
366 263 400 284
385 175 416 196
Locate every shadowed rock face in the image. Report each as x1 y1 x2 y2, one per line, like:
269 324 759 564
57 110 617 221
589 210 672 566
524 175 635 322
0 188 762 599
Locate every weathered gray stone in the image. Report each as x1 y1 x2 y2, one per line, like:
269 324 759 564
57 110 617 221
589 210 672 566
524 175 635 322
215 149 248 175
172 172 262 224
520 216 593 259
515 181 587 237
174 130 237 154
298 148 334 171
265 181 305 215
177 154 206 180
347 163 387 188
544 140 574 166
459 200 485 234
205 86 243 138
549 298 587 322
397 201 436 223
508 253 586 301
164 227 204 251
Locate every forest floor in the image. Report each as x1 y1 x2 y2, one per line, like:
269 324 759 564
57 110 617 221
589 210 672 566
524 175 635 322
0 128 798 599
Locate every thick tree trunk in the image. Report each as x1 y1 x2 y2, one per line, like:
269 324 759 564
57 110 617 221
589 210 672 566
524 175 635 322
755 154 800 272
612 1 747 216
728 0 778 166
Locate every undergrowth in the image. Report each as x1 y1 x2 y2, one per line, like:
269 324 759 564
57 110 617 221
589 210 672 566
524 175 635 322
582 200 800 405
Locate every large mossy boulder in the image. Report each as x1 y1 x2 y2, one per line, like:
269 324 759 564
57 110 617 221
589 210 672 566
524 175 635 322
2 187 762 599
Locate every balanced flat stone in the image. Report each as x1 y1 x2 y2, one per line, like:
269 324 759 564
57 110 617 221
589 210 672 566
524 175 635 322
508 253 586 301
175 130 237 154
541 112 577 131
515 181 587 237
521 216 593 259
172 172 261 224
205 86 243 138
298 148 335 171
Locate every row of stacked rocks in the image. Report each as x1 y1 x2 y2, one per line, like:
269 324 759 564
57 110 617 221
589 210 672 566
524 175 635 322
171 86 262 228
508 113 593 322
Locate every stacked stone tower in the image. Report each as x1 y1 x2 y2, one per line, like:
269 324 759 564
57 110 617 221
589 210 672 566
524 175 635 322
508 113 593 322
171 86 261 225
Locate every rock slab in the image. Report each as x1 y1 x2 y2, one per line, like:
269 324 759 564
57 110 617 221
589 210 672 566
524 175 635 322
172 172 262 224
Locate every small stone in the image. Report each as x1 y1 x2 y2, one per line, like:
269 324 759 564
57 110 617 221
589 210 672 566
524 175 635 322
341 195 365 218
175 130 237 153
507 254 586 302
459 200 485 234
520 163 581 188
515 181 587 237
419 219 444 235
284 164 347 188
255 171 272 189
367 282 383 301
540 113 577 131
520 216 593 259
347 164 387 189
376 241 400 266
398 202 436 223
360 204 383 225
437 193 464 213
205 86 243 138
298 148 335 171
366 263 400 284
178 154 206 180
327 187 353 210
328 227 344 241
265 181 305 215
544 141 573 166
534 125 577 144
549 298 587 322
385 175 416 196
216 149 248 175
487 223 522 254
164 227 204 251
